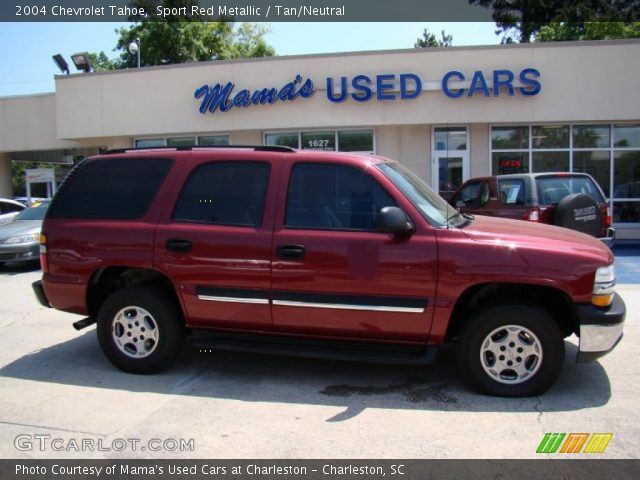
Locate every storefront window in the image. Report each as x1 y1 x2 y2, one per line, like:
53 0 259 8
532 125 569 149
198 135 229 146
573 151 611 197
265 129 375 153
532 151 569 172
491 123 640 225
573 125 610 148
338 130 374 152
135 138 165 148
434 127 467 151
265 132 299 148
492 152 529 175
491 126 528 150
167 137 196 147
614 124 640 148
301 131 335 151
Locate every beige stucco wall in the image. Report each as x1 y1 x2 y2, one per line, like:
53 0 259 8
469 123 490 177
51 40 640 141
0 94 79 153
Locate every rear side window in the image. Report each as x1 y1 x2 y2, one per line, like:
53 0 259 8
48 158 172 219
285 163 396 231
172 162 270 227
537 176 605 205
498 179 525 205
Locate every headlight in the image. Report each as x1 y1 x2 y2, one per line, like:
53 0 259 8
592 264 615 307
3 233 40 245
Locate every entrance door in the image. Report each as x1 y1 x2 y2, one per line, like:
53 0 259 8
432 127 470 199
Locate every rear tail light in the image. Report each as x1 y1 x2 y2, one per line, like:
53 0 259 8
39 233 48 273
605 206 612 228
523 208 540 222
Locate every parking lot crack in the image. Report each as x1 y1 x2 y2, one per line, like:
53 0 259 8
533 396 543 424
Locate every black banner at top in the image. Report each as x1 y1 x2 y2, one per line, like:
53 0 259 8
5 0 507 22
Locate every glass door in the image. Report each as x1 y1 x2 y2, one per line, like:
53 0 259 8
432 127 470 199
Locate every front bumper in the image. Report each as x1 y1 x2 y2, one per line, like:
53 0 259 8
576 292 625 362
0 243 39 263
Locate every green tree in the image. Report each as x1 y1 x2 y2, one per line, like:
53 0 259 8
535 21 640 41
469 0 640 43
88 1 274 71
415 29 453 48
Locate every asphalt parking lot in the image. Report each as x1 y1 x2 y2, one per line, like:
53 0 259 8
0 249 638 460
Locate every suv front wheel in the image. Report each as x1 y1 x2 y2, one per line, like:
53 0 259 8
97 286 185 373
458 304 565 396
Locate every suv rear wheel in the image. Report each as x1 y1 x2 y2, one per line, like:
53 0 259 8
97 286 184 373
458 304 564 396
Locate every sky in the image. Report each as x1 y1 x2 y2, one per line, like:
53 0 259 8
0 22 499 97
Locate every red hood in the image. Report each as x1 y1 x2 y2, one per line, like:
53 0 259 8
460 215 613 266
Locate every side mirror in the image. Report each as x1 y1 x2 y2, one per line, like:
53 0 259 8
377 206 414 235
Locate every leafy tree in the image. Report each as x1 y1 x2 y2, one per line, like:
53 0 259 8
469 0 640 43
88 0 274 71
535 21 640 41
415 29 453 48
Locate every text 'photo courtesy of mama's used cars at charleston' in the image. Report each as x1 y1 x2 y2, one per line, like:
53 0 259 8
32 146 625 397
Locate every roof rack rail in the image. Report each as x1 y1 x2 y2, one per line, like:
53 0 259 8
102 145 295 155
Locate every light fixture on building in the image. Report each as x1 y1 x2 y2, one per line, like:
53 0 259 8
128 38 140 68
52 54 69 75
71 52 92 73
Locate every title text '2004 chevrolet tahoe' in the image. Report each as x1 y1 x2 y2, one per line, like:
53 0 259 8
32 146 625 396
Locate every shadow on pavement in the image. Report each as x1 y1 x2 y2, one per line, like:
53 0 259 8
0 330 611 420
0 262 40 276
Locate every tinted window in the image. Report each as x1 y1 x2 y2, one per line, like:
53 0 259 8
450 181 482 207
48 158 172 219
14 201 50 221
285 164 395 231
173 162 270 227
537 176 605 205
498 179 525 205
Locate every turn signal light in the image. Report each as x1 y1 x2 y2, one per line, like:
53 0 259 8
592 293 614 308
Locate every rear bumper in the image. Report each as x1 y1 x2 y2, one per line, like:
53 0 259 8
32 280 51 308
576 292 625 362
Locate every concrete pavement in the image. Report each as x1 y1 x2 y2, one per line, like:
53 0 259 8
0 263 638 459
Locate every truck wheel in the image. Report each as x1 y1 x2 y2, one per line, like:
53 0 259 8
96 286 184 374
458 305 564 397
554 193 602 236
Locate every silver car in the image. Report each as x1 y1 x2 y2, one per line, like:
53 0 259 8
0 201 49 266
0 198 26 226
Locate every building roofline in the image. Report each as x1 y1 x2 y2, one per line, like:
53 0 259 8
0 91 55 100
54 38 640 81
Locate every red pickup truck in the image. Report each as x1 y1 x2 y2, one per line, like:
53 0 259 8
32 146 625 397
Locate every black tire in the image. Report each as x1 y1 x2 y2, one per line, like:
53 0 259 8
554 193 602 237
458 304 564 397
97 285 184 374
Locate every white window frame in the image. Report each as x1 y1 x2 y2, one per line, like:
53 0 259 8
263 127 376 154
134 133 231 147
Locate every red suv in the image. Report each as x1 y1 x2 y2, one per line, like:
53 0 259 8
32 147 625 397
448 173 614 244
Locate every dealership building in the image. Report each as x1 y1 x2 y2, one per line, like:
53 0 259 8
0 39 639 239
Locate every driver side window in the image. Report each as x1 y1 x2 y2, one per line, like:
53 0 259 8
285 163 396 231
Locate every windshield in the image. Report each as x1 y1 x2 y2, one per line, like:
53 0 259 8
14 201 50 221
377 162 463 227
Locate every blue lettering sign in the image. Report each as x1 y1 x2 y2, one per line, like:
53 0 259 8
519 68 542 96
442 71 465 98
492 70 515 96
195 74 314 114
376 74 396 100
468 70 490 97
351 75 372 102
400 73 422 99
326 77 348 103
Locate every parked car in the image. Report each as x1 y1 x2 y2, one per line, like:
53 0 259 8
13 196 48 207
0 200 50 266
0 198 26 226
33 147 625 397
448 173 614 243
